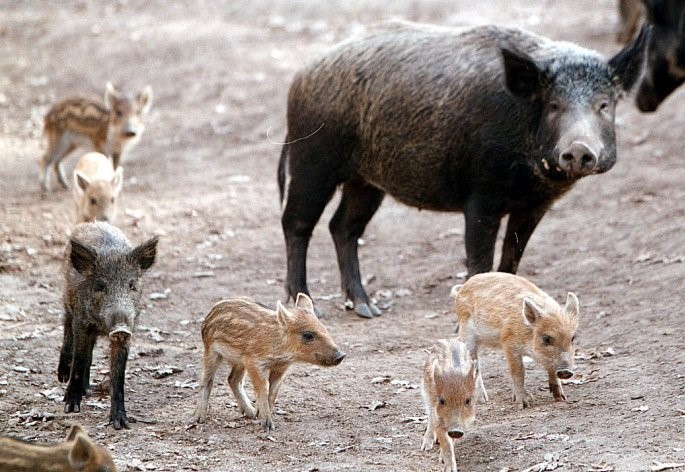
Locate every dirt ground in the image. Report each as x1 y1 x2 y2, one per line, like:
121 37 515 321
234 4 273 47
1 1 684 471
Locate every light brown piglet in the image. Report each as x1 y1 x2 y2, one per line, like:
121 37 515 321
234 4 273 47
0 424 116 472
421 338 477 472
72 152 123 224
191 293 346 432
453 272 579 409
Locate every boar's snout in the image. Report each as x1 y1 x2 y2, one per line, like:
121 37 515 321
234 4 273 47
556 368 574 380
447 427 464 439
558 141 598 177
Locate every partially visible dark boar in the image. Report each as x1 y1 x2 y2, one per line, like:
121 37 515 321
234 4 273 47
0 424 116 472
635 0 685 111
279 22 649 318
57 222 158 430
617 0 646 44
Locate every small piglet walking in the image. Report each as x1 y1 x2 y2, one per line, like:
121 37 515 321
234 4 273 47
453 272 579 409
421 339 477 472
72 152 124 224
58 221 158 430
191 293 346 432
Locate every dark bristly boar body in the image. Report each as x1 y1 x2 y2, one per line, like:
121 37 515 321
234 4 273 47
634 0 685 111
279 22 650 318
421 339 477 472
191 293 346 433
57 222 158 430
453 272 579 409
0 424 116 472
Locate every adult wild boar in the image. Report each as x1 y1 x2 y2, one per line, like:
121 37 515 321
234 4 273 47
634 0 685 111
279 22 649 318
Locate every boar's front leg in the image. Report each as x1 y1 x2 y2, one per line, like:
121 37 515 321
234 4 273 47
329 180 385 318
109 336 133 429
498 205 550 274
63 326 96 413
464 196 502 276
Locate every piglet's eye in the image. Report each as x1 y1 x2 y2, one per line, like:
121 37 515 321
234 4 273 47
115 110 123 117
90 197 97 205
301 331 315 343
465 398 471 406
542 335 552 346
438 397 446 406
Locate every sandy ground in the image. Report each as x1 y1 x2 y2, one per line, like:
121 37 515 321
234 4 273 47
1 1 684 471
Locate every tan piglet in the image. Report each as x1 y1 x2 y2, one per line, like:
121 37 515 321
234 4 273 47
453 272 579 409
72 152 123 224
191 293 346 432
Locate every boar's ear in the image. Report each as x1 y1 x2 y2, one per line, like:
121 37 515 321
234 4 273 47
609 24 651 92
139 85 153 114
105 82 119 109
564 292 580 320
295 292 315 312
70 239 97 275
68 433 95 469
276 300 293 327
74 171 90 195
130 236 158 271
65 424 86 441
501 48 545 98
112 166 124 196
522 297 544 325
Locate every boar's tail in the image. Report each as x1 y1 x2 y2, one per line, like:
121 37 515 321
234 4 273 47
277 140 288 205
450 284 463 298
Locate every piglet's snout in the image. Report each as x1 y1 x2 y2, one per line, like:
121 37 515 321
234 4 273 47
558 141 599 177
332 351 347 365
447 427 464 439
556 367 574 380
123 125 139 138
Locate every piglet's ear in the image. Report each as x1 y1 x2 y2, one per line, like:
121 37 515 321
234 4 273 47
70 239 97 275
609 24 651 92
105 82 119 109
501 47 545 98
276 300 292 327
65 424 86 441
522 297 544 325
68 434 95 469
130 236 158 271
565 292 580 320
74 171 90 195
430 358 442 384
295 292 315 312
139 85 153 114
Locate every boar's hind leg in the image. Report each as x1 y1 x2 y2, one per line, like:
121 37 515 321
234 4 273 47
57 310 74 382
329 180 385 318
464 196 503 276
228 365 256 419
498 206 549 274
281 163 339 314
110 339 132 429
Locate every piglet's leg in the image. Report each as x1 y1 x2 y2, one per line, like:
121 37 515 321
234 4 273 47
245 362 273 432
228 365 256 419
191 350 222 424
267 365 289 412
436 427 458 472
110 337 132 430
420 413 436 451
547 369 567 402
504 346 531 409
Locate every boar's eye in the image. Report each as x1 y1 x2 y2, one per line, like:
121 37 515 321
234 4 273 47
93 279 106 293
599 101 609 111
301 331 315 343
90 197 97 206
548 101 560 111
438 397 446 406
128 280 138 291
542 335 552 346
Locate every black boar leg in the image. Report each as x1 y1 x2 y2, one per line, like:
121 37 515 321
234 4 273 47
329 180 385 318
464 197 502 276
57 310 74 383
81 333 97 396
63 328 95 413
110 338 132 429
281 171 338 314
498 206 549 273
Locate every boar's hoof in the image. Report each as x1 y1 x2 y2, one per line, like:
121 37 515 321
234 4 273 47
354 301 381 318
63 401 80 414
111 412 135 430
